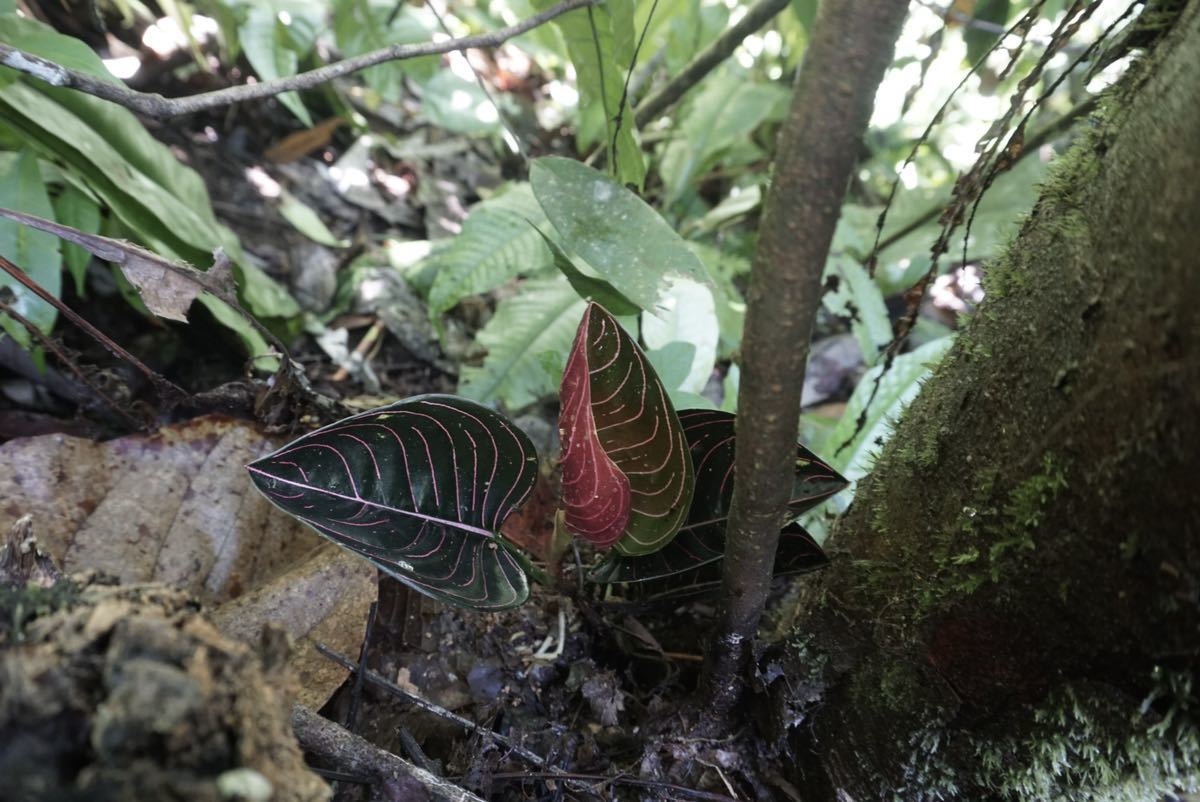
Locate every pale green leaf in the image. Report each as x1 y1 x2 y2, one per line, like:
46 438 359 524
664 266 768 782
457 276 586 410
641 277 718 393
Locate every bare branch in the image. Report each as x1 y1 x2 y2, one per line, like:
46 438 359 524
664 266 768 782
292 704 487 802
0 0 597 120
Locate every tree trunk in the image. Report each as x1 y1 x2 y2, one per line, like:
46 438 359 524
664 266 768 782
777 4 1200 800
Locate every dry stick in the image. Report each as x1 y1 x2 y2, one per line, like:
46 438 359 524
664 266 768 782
0 209 346 420
701 0 910 721
0 253 187 401
871 94 1099 256
292 704 487 802
0 296 145 429
314 643 548 768
0 0 598 120
633 0 789 129
488 771 743 802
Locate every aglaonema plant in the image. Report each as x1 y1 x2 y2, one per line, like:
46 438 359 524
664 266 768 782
247 301 847 611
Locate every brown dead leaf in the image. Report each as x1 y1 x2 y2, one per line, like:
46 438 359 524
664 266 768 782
0 416 376 707
265 118 344 163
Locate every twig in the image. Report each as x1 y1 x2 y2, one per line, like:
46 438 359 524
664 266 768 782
0 295 145 430
0 0 598 120
872 94 1098 256
634 0 789 128
291 704 486 802
0 208 347 421
344 600 377 733
314 642 549 768
489 771 742 802
0 253 187 401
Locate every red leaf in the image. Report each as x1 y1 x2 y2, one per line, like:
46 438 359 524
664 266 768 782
560 305 632 548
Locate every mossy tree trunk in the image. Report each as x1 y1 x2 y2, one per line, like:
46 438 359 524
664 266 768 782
779 4 1200 800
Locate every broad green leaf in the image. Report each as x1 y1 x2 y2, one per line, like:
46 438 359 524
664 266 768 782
641 277 718 394
531 157 710 312
53 183 101 294
590 410 844 592
246 395 538 610
559 302 694 554
0 151 60 341
332 0 438 95
457 276 586 410
239 5 311 126
532 0 644 188
427 184 553 318
822 254 892 366
531 224 639 317
0 12 117 81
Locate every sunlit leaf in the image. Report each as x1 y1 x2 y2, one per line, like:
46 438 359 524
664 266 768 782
559 302 694 554
246 395 539 610
531 157 711 313
591 409 845 585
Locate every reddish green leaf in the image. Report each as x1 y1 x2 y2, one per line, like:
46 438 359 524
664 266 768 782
591 409 847 586
246 395 538 610
559 302 695 554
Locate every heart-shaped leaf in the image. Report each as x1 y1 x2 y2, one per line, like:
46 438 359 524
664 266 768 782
246 395 539 610
559 302 694 554
591 409 847 585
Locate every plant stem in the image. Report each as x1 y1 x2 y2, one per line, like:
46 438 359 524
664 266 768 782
701 0 910 719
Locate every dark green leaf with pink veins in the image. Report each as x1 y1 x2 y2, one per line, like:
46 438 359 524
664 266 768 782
590 409 847 587
559 302 695 555
245 395 538 611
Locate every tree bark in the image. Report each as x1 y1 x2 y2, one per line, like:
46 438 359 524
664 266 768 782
703 0 910 719
776 4 1200 800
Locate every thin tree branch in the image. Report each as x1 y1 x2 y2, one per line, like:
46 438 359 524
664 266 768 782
292 704 486 802
0 0 598 120
702 0 910 721
0 253 188 401
633 0 790 128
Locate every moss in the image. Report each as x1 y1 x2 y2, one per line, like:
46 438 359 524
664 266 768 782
0 577 81 644
972 670 1200 800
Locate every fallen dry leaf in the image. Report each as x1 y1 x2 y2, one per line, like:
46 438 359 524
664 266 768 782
265 117 344 163
0 208 235 323
0 416 376 707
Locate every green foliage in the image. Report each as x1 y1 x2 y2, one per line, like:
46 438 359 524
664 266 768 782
427 183 553 319
0 149 60 348
234 0 323 124
822 254 893 367
247 395 540 610
457 276 586 410
657 68 789 207
0 13 298 360
532 0 645 187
